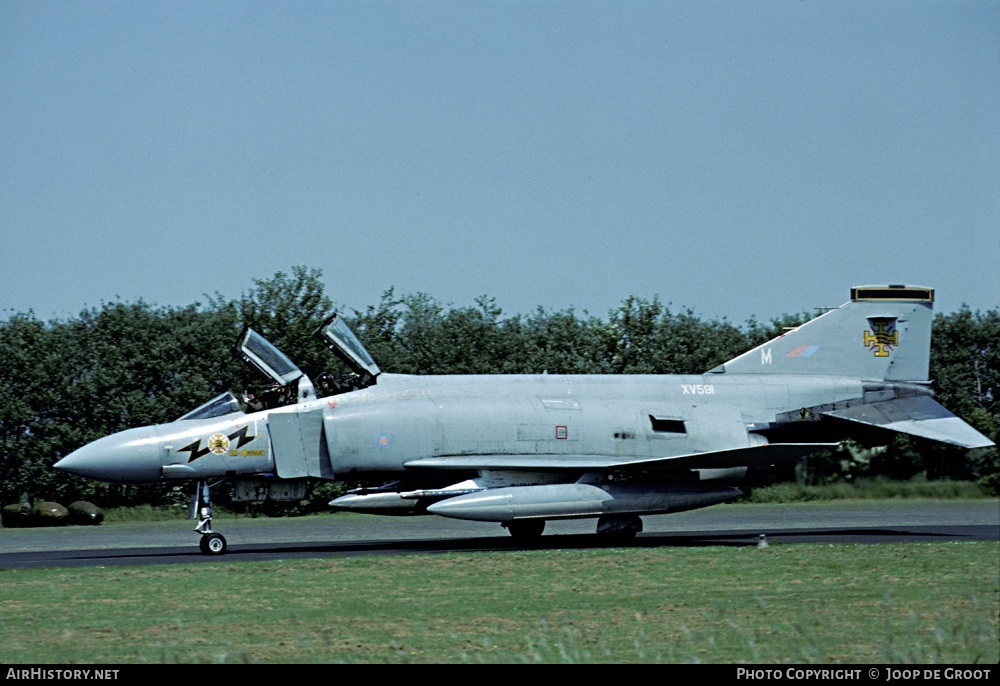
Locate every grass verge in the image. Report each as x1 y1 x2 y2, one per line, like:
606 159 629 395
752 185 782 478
1 541 997 664
743 478 993 503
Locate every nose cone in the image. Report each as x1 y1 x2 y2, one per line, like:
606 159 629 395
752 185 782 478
55 426 163 483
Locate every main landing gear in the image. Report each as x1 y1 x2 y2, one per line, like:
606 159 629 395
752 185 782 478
502 515 643 542
192 480 227 555
596 514 643 540
503 519 546 540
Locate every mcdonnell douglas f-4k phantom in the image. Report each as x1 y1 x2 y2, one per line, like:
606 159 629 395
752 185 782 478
55 285 994 554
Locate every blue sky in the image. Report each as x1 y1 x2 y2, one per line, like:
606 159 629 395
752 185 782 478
2 1 997 326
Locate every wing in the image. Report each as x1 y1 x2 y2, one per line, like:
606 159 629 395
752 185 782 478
403 443 833 472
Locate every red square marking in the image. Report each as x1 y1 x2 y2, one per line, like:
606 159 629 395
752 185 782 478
555 425 568 440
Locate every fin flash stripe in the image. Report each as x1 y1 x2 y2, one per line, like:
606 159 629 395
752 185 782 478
786 345 819 358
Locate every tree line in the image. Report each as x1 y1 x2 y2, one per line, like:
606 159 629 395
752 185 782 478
1 266 996 510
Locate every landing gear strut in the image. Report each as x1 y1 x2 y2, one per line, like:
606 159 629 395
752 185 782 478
596 514 642 541
503 519 546 540
191 480 227 555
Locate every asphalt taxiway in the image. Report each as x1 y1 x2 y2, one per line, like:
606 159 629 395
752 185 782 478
1 500 996 569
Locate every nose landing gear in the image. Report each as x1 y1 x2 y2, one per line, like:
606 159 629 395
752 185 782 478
191 480 228 555
199 531 227 555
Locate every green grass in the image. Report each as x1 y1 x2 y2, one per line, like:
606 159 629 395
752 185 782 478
743 478 993 504
1 541 996 664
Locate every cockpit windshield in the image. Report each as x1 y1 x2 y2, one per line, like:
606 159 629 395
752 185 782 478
177 392 244 421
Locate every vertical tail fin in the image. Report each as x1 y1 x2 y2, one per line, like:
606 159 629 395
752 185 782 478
711 285 935 382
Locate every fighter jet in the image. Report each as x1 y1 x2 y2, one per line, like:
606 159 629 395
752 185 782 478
54 285 994 554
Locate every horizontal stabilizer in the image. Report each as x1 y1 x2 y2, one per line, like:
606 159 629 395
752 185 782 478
822 396 995 449
405 443 835 472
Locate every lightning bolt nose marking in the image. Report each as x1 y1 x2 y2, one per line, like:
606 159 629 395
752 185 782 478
177 425 256 463
178 439 210 463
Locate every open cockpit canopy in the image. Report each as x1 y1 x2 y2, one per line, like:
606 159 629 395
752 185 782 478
315 313 381 380
234 327 305 386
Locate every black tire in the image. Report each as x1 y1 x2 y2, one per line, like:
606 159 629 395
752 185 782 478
200 532 227 555
596 514 642 541
504 520 545 539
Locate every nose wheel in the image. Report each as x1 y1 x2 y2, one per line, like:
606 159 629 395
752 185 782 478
191 480 228 555
199 532 227 555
